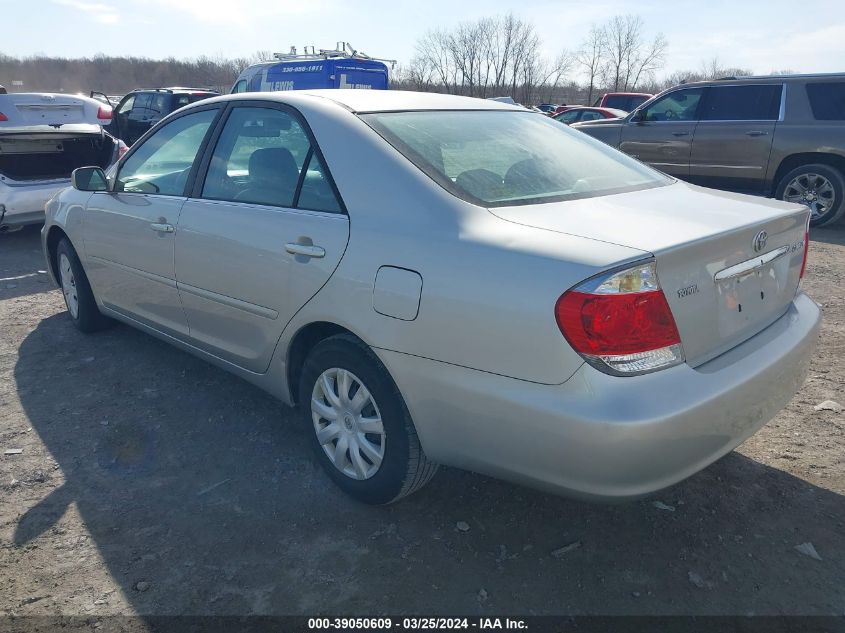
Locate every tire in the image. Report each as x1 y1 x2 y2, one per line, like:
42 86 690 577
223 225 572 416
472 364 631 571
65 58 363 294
55 237 113 333
298 334 438 504
775 163 845 227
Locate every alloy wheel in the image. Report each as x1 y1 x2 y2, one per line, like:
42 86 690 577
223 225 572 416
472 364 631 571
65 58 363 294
783 172 836 221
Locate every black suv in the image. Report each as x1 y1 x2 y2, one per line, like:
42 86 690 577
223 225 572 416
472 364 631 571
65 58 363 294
575 74 845 227
96 88 218 146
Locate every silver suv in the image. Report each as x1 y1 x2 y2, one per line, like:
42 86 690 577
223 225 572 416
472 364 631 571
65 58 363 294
574 73 845 227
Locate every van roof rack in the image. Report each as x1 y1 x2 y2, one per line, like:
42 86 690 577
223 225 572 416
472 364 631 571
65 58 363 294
272 41 397 69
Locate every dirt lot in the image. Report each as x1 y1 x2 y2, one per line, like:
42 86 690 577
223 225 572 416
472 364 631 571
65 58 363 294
1 223 843 622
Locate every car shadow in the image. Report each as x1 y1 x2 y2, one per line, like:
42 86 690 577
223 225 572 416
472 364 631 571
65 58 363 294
811 223 845 247
0 225 55 301
12 313 845 616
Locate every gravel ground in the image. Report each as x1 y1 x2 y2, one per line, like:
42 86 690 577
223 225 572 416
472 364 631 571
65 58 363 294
1 223 843 621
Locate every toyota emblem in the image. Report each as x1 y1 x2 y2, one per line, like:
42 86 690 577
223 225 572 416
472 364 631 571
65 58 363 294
752 230 768 253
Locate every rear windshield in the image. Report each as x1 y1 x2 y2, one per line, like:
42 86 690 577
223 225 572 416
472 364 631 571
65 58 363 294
174 93 216 108
604 95 649 111
361 110 670 207
805 82 845 120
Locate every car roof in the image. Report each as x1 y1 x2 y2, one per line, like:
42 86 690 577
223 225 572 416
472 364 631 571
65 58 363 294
675 72 845 89
202 89 526 114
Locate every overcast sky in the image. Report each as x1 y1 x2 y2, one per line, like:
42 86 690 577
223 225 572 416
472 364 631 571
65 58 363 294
4 0 845 79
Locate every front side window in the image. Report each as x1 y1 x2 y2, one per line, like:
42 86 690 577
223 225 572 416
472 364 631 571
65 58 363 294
806 82 845 120
555 110 581 124
116 95 135 115
201 106 341 212
580 111 604 121
699 84 782 121
115 109 217 195
232 80 248 94
362 110 670 207
641 89 704 122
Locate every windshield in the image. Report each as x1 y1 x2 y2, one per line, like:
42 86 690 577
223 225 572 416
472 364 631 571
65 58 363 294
361 110 670 207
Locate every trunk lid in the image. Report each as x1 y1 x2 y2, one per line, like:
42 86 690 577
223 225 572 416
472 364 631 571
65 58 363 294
489 181 809 366
0 93 107 130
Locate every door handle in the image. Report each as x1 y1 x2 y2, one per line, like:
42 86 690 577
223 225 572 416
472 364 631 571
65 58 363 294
150 223 175 233
746 130 769 136
671 131 689 137
285 242 325 258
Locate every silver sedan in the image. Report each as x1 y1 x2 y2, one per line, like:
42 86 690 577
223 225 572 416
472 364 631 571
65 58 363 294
41 90 821 504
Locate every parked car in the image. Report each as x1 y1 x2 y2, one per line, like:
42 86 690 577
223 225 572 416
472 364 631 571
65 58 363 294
536 103 558 114
0 92 124 232
553 106 628 124
43 90 819 504
592 92 653 111
232 54 390 93
575 73 845 226
104 88 218 146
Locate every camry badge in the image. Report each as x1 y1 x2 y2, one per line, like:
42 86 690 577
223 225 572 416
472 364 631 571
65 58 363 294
752 230 768 253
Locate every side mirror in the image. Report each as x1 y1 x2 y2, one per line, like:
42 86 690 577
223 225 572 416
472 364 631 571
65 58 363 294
72 167 109 192
630 109 645 123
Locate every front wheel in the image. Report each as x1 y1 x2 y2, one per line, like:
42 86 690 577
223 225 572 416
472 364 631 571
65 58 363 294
56 238 113 333
776 163 845 227
299 334 438 504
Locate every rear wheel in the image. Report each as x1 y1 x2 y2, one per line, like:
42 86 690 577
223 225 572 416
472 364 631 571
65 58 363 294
298 334 437 504
776 163 845 227
56 238 113 333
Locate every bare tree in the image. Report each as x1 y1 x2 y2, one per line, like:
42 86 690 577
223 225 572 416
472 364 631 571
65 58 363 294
576 25 606 104
601 15 667 91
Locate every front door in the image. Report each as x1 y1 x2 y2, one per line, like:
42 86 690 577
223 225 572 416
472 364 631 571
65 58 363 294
688 84 782 193
175 104 350 372
82 107 220 335
619 87 705 179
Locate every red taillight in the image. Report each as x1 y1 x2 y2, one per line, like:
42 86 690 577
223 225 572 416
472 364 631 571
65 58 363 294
0 111 7 122
799 219 810 280
97 105 112 120
555 262 684 375
556 290 681 355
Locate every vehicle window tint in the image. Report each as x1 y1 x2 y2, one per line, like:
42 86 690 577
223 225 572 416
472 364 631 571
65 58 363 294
232 80 248 94
297 152 342 213
131 93 152 114
700 85 782 121
115 109 217 195
806 82 845 120
580 111 603 121
202 107 312 208
641 89 704 122
148 93 169 117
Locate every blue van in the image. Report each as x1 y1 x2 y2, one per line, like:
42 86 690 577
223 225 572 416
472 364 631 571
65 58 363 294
231 57 390 93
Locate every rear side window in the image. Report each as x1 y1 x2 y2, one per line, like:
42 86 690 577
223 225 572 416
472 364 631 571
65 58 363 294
201 106 342 213
699 85 782 121
805 82 845 120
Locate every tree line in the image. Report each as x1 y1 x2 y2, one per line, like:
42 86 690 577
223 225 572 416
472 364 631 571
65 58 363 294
0 13 785 106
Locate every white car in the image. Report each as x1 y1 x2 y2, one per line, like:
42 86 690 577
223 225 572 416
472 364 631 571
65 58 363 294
42 90 820 504
0 93 124 232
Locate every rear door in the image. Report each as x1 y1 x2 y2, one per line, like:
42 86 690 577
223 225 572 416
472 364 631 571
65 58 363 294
175 102 349 372
619 87 705 179
82 106 221 335
688 84 782 193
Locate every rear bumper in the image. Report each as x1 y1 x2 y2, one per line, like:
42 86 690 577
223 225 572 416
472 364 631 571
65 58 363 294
377 292 821 500
0 177 69 228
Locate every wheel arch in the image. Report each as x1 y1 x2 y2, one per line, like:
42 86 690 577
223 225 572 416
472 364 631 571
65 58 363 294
771 152 845 195
286 321 364 406
45 225 71 283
